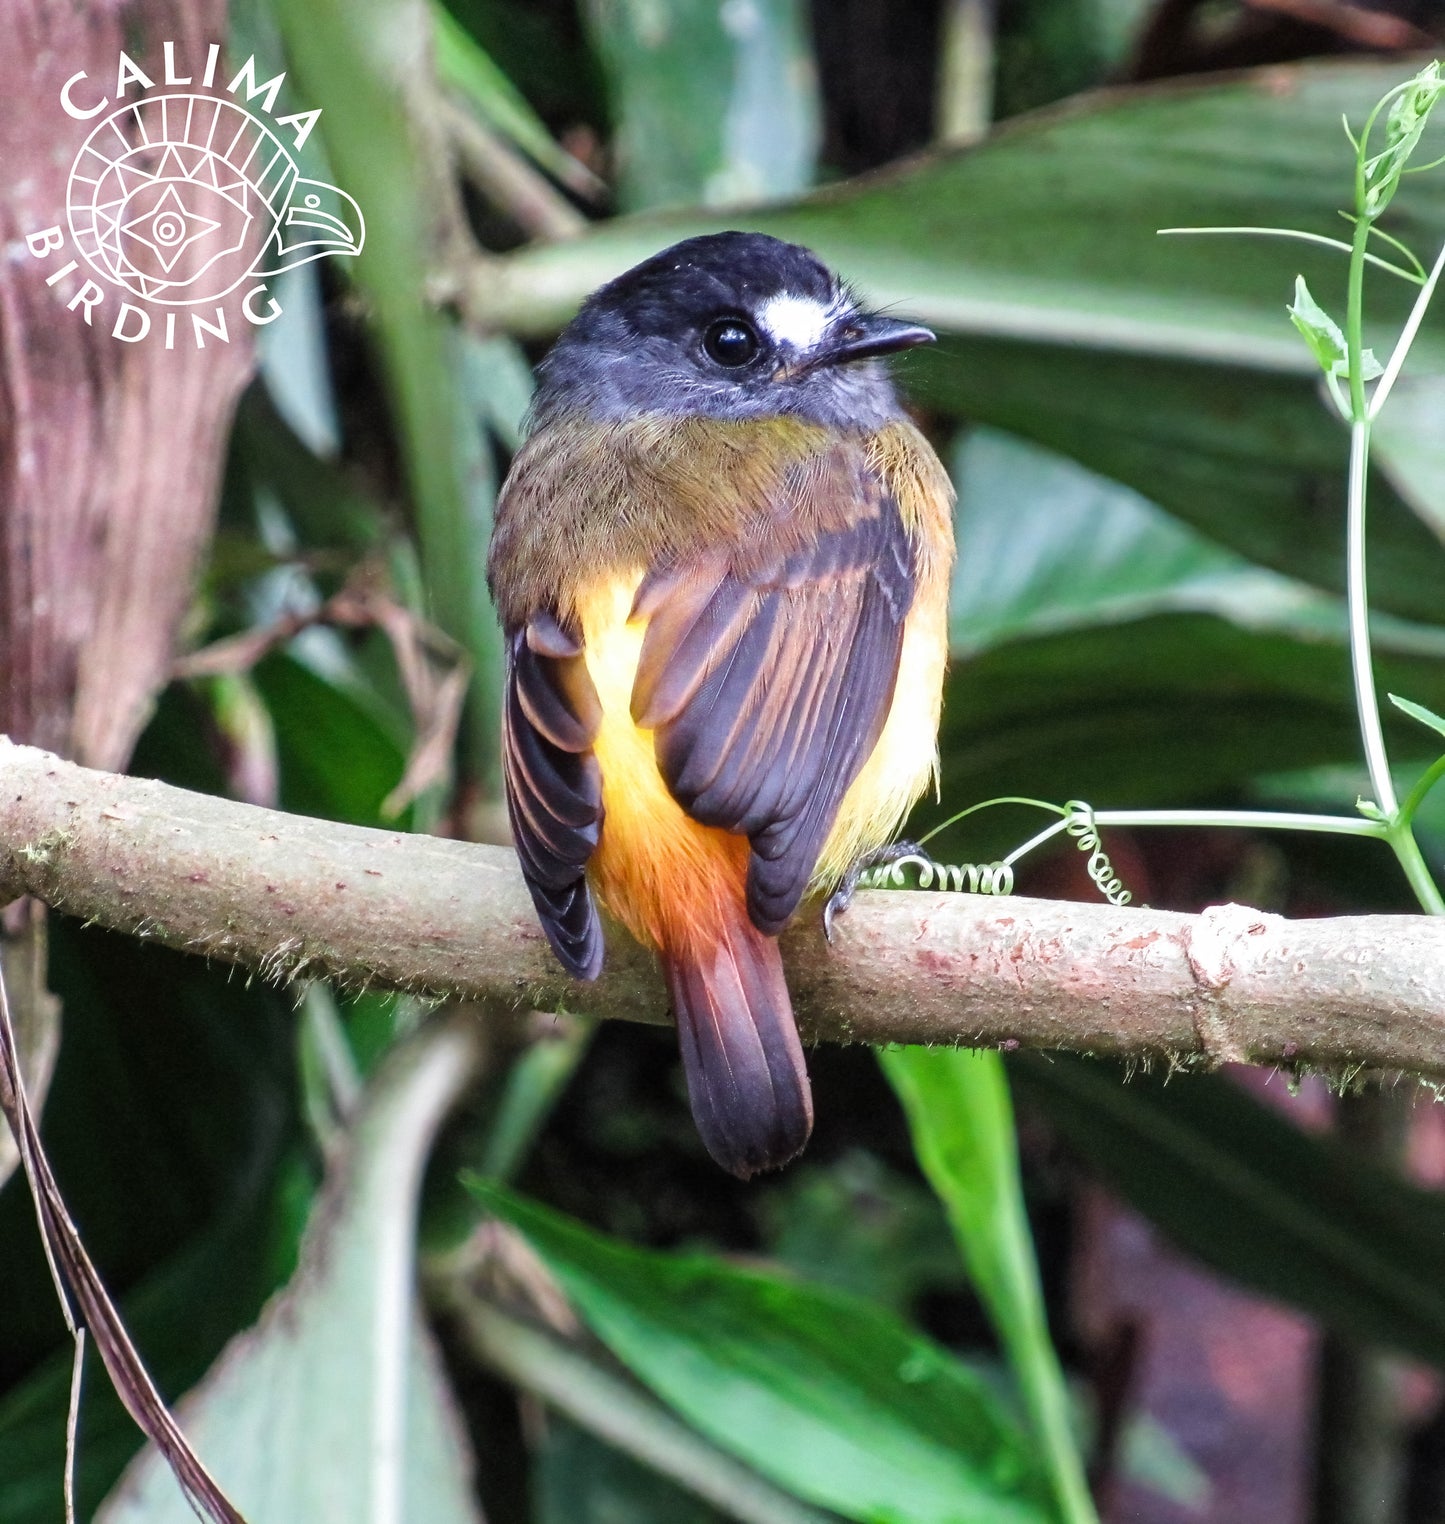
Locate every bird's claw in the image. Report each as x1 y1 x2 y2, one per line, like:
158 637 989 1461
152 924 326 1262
822 879 856 944
822 840 929 945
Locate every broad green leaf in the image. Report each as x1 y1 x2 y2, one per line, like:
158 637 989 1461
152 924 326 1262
918 337 1441 625
931 611 1445 862
950 427 1280 653
468 1181 1054 1524
99 1020 483 1524
479 62 1445 362
882 1048 1096 1524
253 653 413 829
1388 692 1445 740
582 0 820 211
476 62 1445 621
1010 1055 1445 1369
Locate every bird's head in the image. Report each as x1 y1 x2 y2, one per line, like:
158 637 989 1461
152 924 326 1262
532 231 933 432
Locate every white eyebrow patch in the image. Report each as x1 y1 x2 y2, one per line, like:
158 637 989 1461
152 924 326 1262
758 292 834 351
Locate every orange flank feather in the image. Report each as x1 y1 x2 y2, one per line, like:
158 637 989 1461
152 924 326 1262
577 575 813 1174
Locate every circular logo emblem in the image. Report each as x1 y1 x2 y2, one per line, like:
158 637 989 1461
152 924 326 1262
67 93 364 306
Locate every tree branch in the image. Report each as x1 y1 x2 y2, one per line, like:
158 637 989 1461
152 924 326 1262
2 737 1444 1073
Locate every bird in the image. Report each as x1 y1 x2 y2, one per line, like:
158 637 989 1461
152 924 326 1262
488 230 955 1179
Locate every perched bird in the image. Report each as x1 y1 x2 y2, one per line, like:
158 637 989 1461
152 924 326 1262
489 231 955 1178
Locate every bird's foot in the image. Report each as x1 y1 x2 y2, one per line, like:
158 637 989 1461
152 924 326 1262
823 840 930 943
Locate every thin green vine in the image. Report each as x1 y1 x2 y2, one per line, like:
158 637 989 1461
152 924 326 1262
890 63 1445 918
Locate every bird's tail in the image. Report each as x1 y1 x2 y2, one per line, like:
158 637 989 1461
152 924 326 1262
662 911 813 1179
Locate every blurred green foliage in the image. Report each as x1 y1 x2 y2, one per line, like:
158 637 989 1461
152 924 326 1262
6 5 1445 1524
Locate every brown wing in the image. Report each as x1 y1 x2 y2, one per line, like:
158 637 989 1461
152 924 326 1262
630 452 915 935
502 610 606 979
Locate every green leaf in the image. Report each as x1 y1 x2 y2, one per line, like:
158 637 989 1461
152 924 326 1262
476 61 1445 622
1284 275 1382 382
1117 1415 1210 1512
228 385 381 558
482 61 1445 362
1010 1055 1445 1369
993 0 1154 119
1287 273 1348 376
950 427 1271 654
928 610 1445 863
582 0 820 211
254 266 342 459
0 1169 302 1524
475 1017 595 1185
98 1021 483 1524
467 1181 1054 1524
916 338 1441 625
253 653 412 829
881 1048 1096 1524
1388 692 1445 741
465 334 536 454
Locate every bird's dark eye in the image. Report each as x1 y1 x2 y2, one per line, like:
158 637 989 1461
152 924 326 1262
703 317 759 367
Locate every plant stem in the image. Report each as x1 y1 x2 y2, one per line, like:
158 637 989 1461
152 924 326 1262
1003 809 1385 872
1094 808 1384 837
1369 237 1445 417
1345 417 1396 817
1385 824 1445 914
1341 183 1444 914
936 0 994 145
1400 755 1445 822
1156 226 1422 284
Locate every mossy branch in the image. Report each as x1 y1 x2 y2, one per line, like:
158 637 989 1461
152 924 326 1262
3 738 1445 1074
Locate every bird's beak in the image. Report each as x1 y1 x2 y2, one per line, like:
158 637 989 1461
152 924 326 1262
814 313 935 367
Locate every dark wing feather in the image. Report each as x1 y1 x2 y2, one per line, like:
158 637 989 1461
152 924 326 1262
632 455 915 935
502 611 605 978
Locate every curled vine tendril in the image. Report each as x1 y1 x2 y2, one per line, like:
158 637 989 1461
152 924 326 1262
857 854 1015 896
1062 800 1132 906
855 797 1135 907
